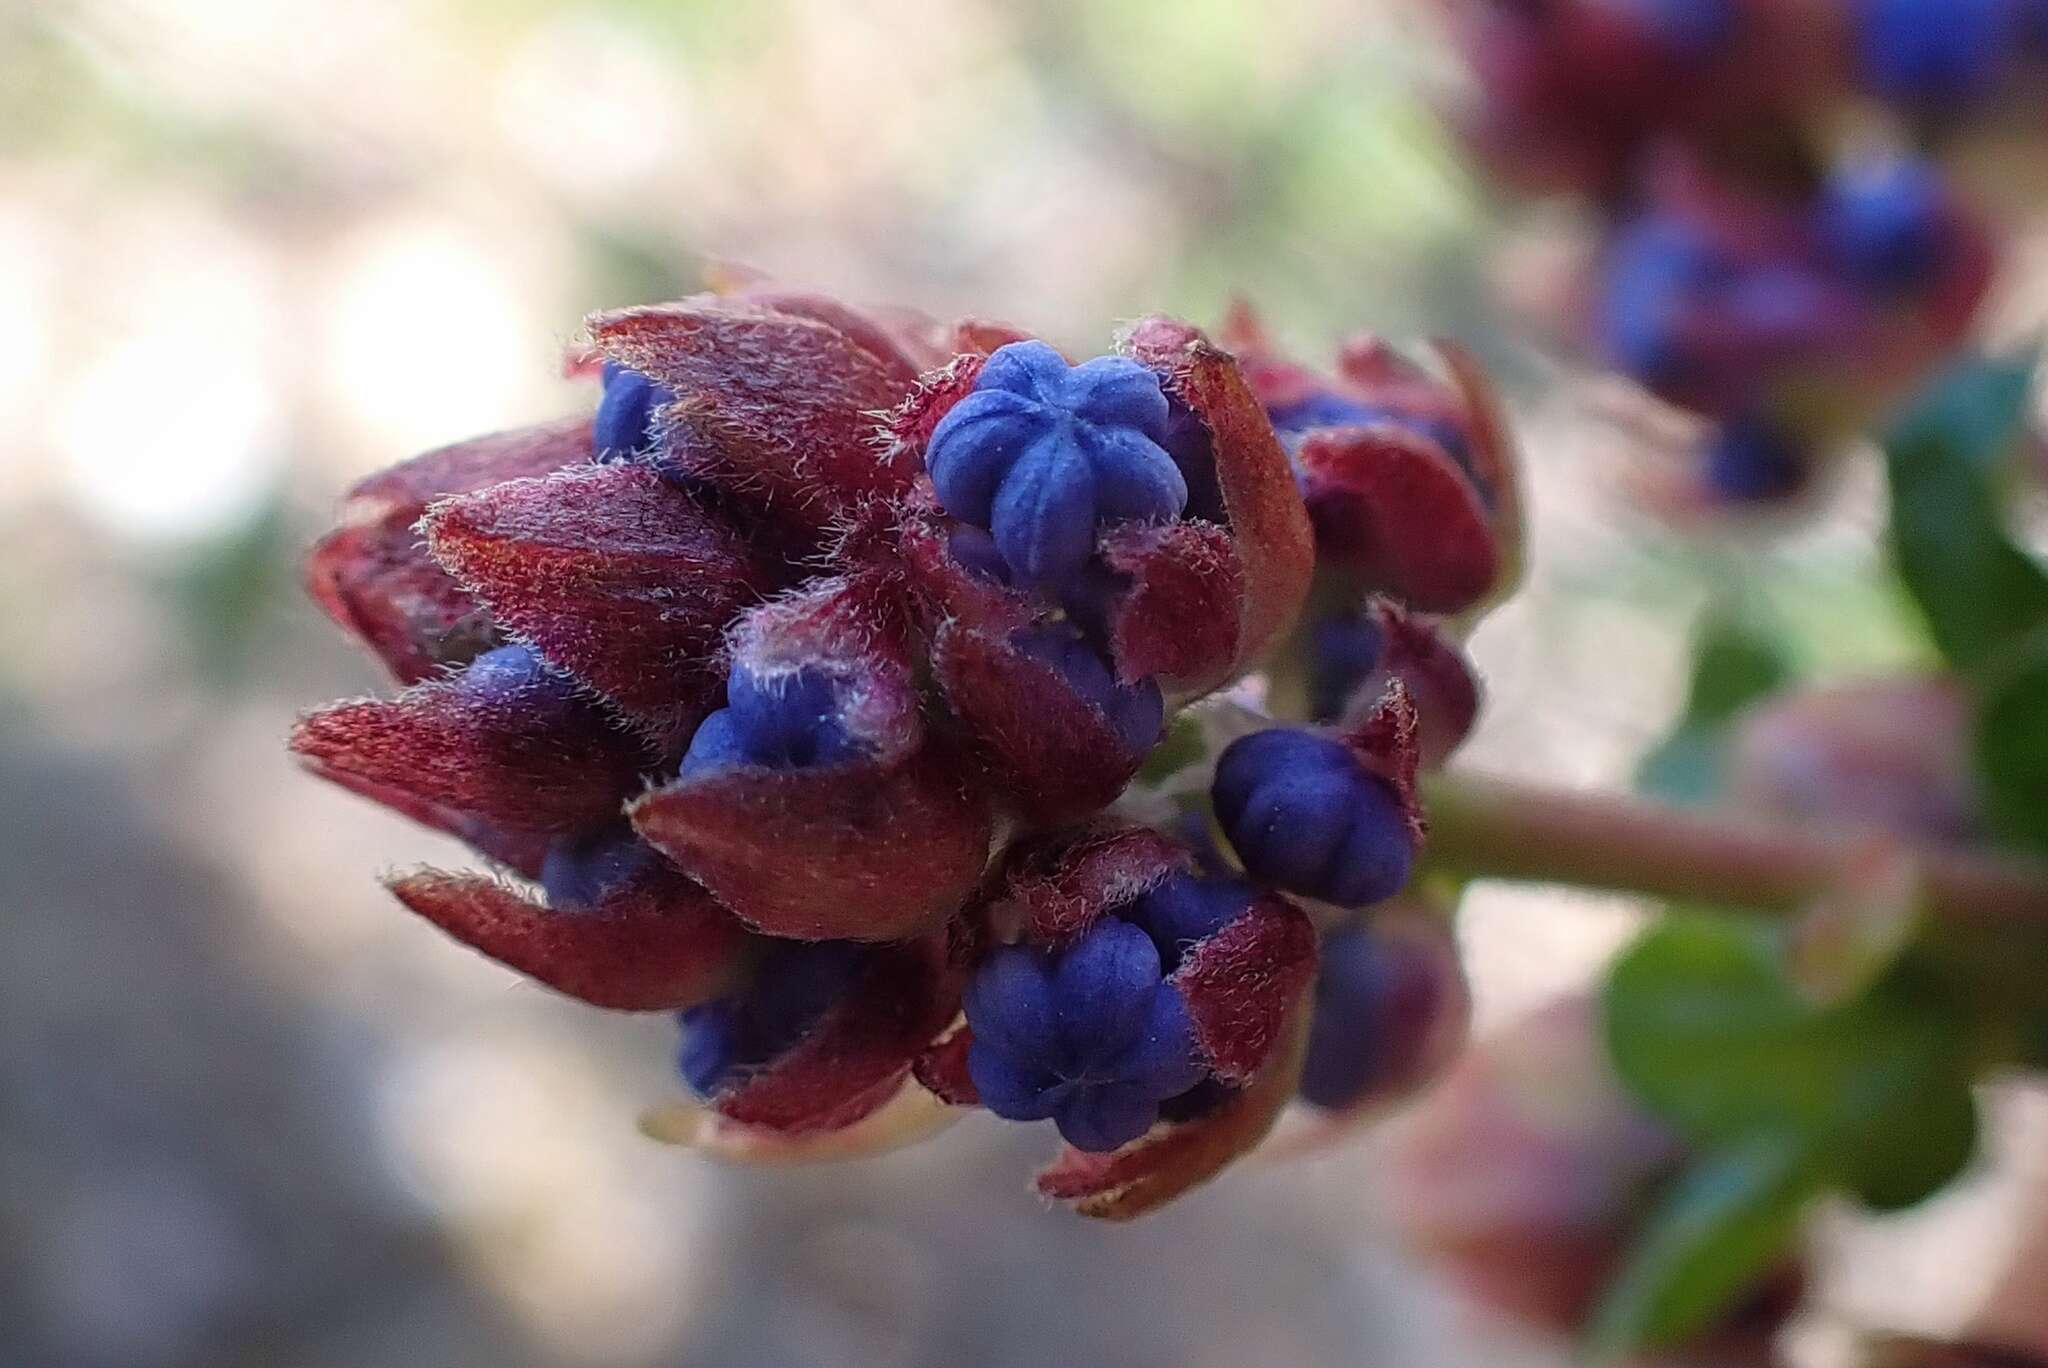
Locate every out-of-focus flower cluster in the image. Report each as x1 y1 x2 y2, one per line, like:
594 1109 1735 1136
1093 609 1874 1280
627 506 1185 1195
294 279 1518 1216
1387 995 1808 1363
1447 0 2038 509
1729 674 1985 845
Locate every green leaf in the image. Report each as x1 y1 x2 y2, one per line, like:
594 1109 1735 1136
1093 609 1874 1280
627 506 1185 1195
1885 354 2048 673
1604 916 1977 1207
1683 620 1793 726
1136 711 1209 784
1586 1133 1813 1359
1636 730 1724 805
1973 630 2048 857
1843 1084 1978 1212
1637 617 1790 804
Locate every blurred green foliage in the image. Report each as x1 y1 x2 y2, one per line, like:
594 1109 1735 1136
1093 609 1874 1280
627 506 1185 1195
1635 614 1791 805
1597 915 1979 1351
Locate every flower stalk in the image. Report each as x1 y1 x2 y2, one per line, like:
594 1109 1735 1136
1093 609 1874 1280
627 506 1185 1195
1419 771 2048 929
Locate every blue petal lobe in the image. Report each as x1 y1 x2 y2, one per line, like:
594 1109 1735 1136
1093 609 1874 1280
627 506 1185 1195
966 1039 1069 1121
975 339 1072 400
594 367 671 458
1104 984 1207 1098
927 389 1042 523
678 708 748 777
963 946 1062 1065
1055 1082 1161 1152
1081 424 1188 522
1106 676 1164 754
992 430 1097 584
677 1001 739 1097
1052 920 1162 1061
1325 780 1415 907
1066 356 1170 435
540 828 657 910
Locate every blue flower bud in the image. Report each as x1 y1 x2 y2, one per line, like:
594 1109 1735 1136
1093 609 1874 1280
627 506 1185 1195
540 825 659 910
1266 391 1381 436
457 643 586 724
1012 623 1164 754
1855 0 2016 106
1819 159 1946 294
594 363 675 460
1267 393 1475 470
1298 924 1444 1109
460 642 549 696
926 341 1188 585
676 940 865 1097
1309 614 1385 724
1158 398 1226 522
1600 217 1726 389
1117 871 1257 971
1211 728 1413 908
964 918 1208 1152
1703 416 1808 502
679 664 870 777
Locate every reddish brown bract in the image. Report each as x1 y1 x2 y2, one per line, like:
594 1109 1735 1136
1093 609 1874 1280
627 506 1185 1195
387 864 747 1011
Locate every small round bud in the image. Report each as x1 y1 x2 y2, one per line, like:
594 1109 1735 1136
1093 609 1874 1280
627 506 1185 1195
1599 217 1726 393
594 363 674 459
676 940 865 1097
1298 920 1464 1111
1702 416 1809 502
540 826 659 911
1211 728 1414 908
1011 623 1164 755
679 664 870 777
1819 159 1948 295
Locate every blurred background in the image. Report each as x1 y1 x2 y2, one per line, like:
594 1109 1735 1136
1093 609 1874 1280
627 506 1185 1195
4 1 2045 1365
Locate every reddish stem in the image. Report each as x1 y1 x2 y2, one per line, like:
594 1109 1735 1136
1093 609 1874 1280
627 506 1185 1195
1421 772 2048 929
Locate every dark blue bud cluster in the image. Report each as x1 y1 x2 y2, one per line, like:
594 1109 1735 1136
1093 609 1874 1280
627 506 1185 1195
1212 727 1413 908
1012 623 1164 753
677 941 865 1096
540 825 659 910
1267 391 1478 478
1599 152 1978 504
1598 216 1729 393
1298 924 1443 1109
1702 416 1809 502
1817 158 1946 295
680 663 869 777
1599 217 1848 392
594 362 675 460
965 917 1208 1152
1853 0 2024 106
927 341 1189 585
